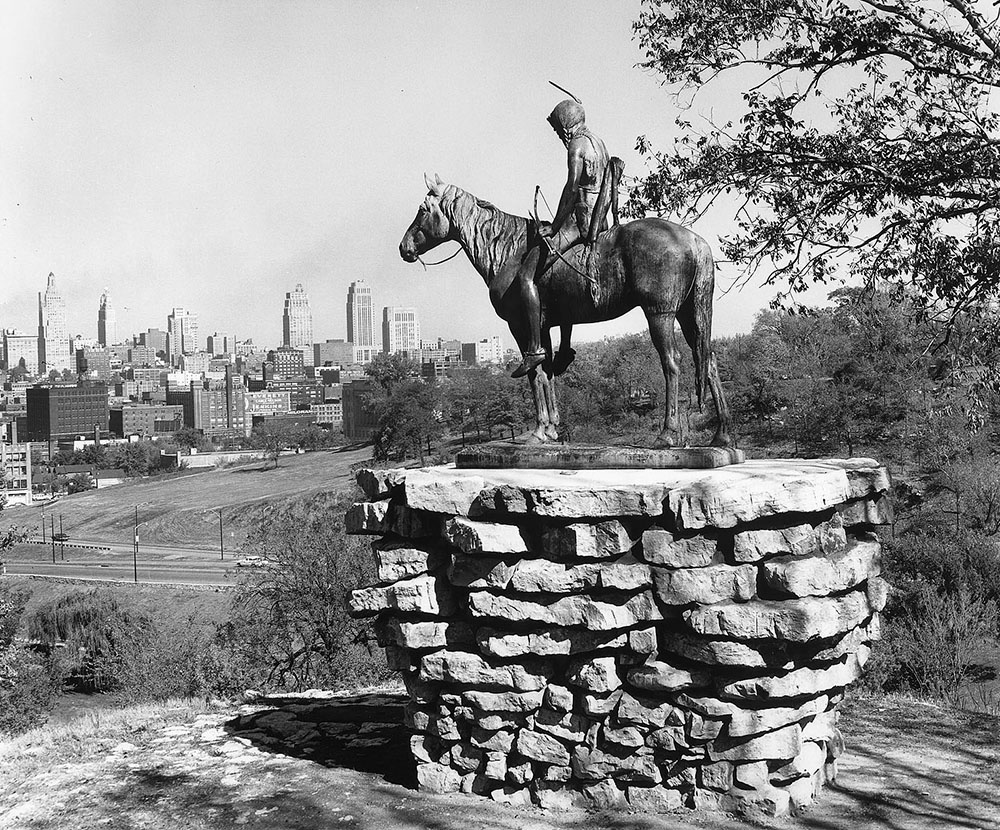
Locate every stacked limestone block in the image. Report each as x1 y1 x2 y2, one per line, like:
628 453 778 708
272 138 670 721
346 459 890 818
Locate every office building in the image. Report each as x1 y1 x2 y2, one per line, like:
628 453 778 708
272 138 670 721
313 339 354 367
267 346 305 378
140 328 168 355
98 289 117 346
181 352 213 375
25 384 110 442
310 401 342 426
38 272 71 374
75 346 112 381
193 369 247 439
282 283 313 355
110 404 184 437
382 307 421 355
166 307 199 366
347 280 377 363
207 332 231 356
128 345 157 367
3 330 39 376
343 379 376 441
461 336 505 366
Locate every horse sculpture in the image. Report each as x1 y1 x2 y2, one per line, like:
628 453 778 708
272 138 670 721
399 173 732 448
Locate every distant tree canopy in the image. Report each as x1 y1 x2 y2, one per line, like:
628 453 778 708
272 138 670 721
630 0 1000 327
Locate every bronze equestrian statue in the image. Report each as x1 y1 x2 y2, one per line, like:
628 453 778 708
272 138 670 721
398 104 733 449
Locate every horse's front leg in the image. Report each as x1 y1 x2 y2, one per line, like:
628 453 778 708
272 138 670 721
647 311 681 447
508 318 551 443
540 328 560 441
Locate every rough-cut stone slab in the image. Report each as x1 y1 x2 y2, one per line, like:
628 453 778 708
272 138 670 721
477 626 627 658
416 762 462 793
457 441 746 470
628 627 658 655
376 619 475 650
628 660 709 693
614 692 682 729
419 650 551 691
462 689 544 712
516 729 571 765
641 528 719 567
467 590 662 630
543 684 575 712
356 468 406 500
732 517 847 563
719 646 870 700
470 727 514 753
665 632 775 668
348 574 455 617
347 501 439 538
535 707 589 743
447 555 513 589
675 693 834 738
373 541 448 584
708 722 802 762
653 563 756 606
541 520 637 560
567 655 621 693
761 539 880 597
443 517 531 555
572 745 662 784
837 496 893 526
386 459 888 526
345 501 391 535
682 587 877 641
626 785 684 812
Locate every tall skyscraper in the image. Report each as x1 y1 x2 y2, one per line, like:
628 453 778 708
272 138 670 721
347 280 377 363
166 307 199 367
98 288 117 346
37 272 71 374
207 332 231 356
382 306 421 355
282 283 313 353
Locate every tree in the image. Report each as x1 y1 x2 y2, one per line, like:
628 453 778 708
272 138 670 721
365 353 420 393
371 379 443 463
631 0 1000 331
252 421 303 468
222 492 388 690
66 473 93 494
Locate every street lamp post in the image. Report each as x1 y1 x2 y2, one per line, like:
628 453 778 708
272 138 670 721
133 505 139 583
219 511 224 561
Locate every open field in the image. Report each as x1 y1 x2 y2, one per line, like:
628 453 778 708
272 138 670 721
3 447 373 552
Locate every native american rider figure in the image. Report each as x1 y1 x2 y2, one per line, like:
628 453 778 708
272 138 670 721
510 99 620 378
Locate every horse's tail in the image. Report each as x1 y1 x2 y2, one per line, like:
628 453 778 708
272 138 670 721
690 238 716 411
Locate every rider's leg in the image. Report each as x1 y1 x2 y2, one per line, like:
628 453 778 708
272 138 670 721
511 246 547 379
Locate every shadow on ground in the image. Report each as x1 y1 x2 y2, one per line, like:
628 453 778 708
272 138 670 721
224 692 417 788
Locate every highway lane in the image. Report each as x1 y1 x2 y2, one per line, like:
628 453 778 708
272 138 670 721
4 556 236 586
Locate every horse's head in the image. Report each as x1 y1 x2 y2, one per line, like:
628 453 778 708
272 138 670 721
399 173 452 263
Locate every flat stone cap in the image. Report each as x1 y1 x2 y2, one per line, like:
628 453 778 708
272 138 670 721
395 458 889 528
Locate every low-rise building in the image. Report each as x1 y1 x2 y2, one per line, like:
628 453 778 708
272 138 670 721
110 403 185 437
310 401 342 426
0 442 32 505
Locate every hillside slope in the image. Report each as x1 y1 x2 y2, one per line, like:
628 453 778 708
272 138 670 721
2 694 997 830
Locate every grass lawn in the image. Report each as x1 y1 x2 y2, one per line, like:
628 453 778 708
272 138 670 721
4 447 372 551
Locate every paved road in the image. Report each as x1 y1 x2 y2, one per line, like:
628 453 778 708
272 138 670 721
5 541 237 586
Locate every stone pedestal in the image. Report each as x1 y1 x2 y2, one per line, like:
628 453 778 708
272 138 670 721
347 458 890 818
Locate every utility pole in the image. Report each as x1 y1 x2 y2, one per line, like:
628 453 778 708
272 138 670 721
219 511 224 561
41 508 45 544
133 505 139 583
50 515 55 564
59 514 64 561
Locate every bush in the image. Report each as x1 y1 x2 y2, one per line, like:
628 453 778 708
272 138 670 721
0 584 61 735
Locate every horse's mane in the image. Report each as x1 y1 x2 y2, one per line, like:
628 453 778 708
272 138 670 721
439 185 529 277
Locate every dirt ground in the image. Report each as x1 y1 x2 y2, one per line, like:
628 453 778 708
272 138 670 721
2 692 998 830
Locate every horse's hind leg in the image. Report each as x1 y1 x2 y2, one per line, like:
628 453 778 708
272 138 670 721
705 353 732 447
646 310 681 448
541 328 560 440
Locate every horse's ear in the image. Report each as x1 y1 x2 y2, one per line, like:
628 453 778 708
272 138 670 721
423 172 436 193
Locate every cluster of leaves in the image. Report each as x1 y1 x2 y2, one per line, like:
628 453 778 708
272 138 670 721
630 0 1000 329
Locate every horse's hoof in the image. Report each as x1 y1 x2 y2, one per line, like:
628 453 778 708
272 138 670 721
544 424 559 441
710 433 733 448
552 348 576 377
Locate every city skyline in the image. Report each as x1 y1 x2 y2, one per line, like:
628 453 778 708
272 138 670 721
1 3 834 358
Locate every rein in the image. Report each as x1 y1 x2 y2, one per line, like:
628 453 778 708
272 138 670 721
416 246 462 270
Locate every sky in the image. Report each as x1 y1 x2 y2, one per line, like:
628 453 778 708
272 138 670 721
0 0 815 351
